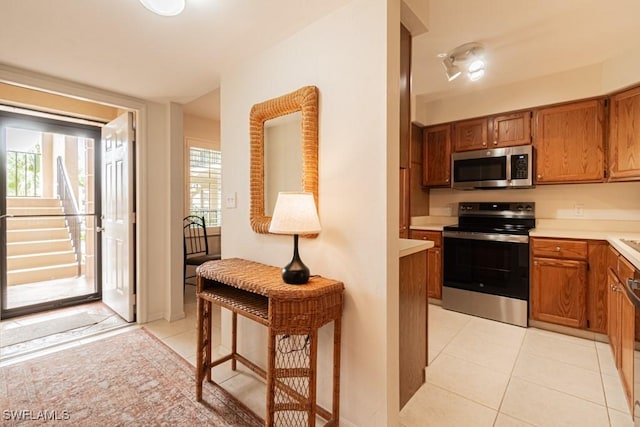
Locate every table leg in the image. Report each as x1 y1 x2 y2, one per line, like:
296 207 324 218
205 300 212 383
232 311 237 371
196 296 205 401
332 317 342 423
266 328 276 427
308 330 318 427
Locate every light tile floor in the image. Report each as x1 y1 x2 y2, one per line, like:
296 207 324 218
400 305 634 427
3 289 633 426
144 286 271 418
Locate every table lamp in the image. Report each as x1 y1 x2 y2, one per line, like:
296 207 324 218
269 192 321 284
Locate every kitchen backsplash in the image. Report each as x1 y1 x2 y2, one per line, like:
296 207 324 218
428 181 640 221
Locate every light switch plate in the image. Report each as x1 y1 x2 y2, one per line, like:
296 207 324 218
225 192 237 209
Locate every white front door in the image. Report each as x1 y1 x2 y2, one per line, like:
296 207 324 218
101 112 135 322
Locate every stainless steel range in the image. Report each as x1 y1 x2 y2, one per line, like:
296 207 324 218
442 202 535 327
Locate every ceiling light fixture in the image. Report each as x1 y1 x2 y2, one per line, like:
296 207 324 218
139 0 186 16
441 42 486 82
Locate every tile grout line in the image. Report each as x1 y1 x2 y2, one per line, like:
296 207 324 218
492 324 528 427
594 340 615 427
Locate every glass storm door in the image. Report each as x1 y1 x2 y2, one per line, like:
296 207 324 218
0 111 101 319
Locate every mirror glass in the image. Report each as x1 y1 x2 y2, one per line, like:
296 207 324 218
249 86 318 234
264 111 302 216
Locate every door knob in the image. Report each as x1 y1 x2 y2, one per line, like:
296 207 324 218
96 226 105 233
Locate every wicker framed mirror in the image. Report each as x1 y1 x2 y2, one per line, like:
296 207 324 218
249 85 319 234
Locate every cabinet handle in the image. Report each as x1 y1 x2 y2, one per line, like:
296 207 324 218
537 174 542 179
482 142 487 146
555 247 561 252
445 178 450 182
493 141 498 145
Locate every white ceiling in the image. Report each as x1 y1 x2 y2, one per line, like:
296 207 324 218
0 0 349 117
1 0 640 120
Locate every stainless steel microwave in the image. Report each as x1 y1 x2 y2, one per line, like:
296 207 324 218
451 145 534 190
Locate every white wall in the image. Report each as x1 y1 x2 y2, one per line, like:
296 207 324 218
183 114 220 150
416 63 605 125
220 0 401 424
429 182 640 228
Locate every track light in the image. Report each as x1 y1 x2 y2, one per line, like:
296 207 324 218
443 57 462 82
441 42 486 82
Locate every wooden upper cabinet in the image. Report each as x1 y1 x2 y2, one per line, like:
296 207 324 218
534 99 605 184
453 118 488 152
422 124 451 187
609 86 640 181
491 111 532 148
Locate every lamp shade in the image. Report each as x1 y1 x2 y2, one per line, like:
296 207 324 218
269 192 321 235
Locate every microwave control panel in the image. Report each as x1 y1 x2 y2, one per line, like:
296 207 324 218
511 154 529 179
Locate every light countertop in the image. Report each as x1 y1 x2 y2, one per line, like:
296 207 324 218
399 238 434 257
409 216 456 232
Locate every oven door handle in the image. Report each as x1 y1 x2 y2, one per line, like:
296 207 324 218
623 278 640 309
443 230 529 244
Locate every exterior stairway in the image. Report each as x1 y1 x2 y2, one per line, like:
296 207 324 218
5 197 78 286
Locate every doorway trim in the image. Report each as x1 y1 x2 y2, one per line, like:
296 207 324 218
0 64 151 322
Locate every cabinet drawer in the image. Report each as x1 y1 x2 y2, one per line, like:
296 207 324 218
532 238 588 260
410 230 442 247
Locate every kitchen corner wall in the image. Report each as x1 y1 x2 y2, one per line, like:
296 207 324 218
219 0 400 425
429 181 640 226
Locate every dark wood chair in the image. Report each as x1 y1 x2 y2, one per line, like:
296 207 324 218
183 215 220 289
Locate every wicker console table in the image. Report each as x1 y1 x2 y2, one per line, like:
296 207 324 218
195 258 344 427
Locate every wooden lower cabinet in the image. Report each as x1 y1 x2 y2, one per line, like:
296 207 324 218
607 246 635 414
427 247 442 300
530 238 608 332
620 288 635 412
531 257 587 328
607 269 621 365
607 269 635 413
410 230 442 299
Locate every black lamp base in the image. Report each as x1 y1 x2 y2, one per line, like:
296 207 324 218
282 234 310 285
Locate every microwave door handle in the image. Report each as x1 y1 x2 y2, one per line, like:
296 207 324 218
505 153 511 184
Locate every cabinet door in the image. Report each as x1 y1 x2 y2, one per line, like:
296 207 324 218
609 86 640 181
427 247 442 299
620 287 635 412
453 118 488 152
534 99 605 184
531 257 587 328
587 241 608 333
422 125 451 187
607 269 621 366
491 111 532 148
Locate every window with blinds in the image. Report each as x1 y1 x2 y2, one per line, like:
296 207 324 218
188 147 221 227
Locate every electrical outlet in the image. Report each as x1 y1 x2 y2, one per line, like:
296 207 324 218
225 192 237 209
574 203 584 217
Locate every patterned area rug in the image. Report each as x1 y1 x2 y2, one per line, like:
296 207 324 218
0 328 263 426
